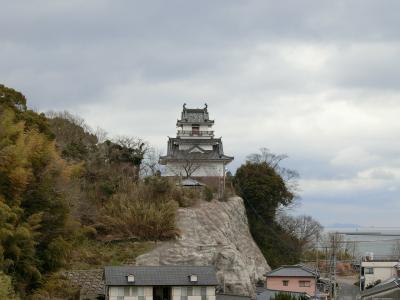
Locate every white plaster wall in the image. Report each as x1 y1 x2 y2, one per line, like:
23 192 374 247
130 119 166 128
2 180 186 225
171 286 215 300
199 125 211 131
181 125 211 131
362 262 398 286
163 162 224 177
109 286 152 300
177 144 213 151
178 144 213 151
179 145 192 150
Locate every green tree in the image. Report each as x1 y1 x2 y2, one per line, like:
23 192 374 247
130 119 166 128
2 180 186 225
234 154 301 267
0 84 53 137
0 272 19 299
234 162 294 221
0 97 72 295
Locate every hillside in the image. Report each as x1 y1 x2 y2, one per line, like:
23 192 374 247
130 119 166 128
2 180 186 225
0 84 275 299
136 196 270 297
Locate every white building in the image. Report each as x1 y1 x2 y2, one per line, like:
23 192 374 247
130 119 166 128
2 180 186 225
104 265 218 300
160 104 233 185
360 255 400 290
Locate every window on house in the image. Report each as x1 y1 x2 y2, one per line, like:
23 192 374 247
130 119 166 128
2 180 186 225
299 281 311 287
282 280 289 286
365 267 374 274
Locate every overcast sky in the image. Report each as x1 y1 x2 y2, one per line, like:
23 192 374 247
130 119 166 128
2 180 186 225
1 1 400 227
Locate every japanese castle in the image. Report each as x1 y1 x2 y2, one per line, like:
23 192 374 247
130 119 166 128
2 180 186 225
160 104 233 185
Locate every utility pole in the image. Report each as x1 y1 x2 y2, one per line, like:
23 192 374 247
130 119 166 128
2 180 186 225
329 233 338 299
314 244 319 299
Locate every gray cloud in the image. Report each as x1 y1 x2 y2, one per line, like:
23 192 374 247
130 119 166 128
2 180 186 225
1 0 400 226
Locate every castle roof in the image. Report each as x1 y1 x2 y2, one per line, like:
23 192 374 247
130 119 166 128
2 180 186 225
177 103 214 125
160 137 233 163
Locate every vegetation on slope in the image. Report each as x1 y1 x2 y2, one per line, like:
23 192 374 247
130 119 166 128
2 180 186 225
1 83 321 297
0 88 76 297
0 84 192 298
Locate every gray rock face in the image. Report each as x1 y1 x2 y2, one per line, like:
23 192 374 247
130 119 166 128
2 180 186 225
135 196 270 297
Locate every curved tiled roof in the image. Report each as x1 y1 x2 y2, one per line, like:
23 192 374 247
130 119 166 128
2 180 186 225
160 138 233 163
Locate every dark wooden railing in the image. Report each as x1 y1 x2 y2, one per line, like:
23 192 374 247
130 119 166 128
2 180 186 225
177 130 214 136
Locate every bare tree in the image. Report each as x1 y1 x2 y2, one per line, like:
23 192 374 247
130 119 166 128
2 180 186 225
167 159 201 178
181 159 201 178
94 126 108 143
247 147 300 194
277 213 323 252
140 146 163 177
111 136 148 181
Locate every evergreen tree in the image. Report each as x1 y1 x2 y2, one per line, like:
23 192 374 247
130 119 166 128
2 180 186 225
234 161 301 267
0 93 72 295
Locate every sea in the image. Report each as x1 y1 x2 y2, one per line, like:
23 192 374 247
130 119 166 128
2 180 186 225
325 227 400 257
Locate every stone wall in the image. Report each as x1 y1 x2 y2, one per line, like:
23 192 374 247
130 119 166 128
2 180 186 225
135 197 270 297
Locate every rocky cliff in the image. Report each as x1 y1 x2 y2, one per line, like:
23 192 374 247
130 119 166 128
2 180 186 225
136 196 270 297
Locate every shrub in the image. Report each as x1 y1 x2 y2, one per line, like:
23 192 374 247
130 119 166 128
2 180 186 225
0 272 19 300
98 179 181 240
203 186 213 202
270 292 308 300
29 273 80 300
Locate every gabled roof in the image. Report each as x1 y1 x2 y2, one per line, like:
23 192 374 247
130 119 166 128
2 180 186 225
104 265 218 286
265 264 318 278
361 277 400 298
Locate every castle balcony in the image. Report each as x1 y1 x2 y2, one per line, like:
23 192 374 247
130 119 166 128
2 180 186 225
177 130 214 137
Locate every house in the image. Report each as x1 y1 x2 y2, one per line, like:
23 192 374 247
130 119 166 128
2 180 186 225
360 254 400 290
103 265 219 300
159 104 233 188
264 265 327 299
360 277 400 299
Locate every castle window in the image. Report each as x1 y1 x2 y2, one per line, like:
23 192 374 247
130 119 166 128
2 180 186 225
192 125 199 135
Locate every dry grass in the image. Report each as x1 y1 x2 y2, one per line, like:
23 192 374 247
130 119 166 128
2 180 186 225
97 177 186 240
69 239 155 269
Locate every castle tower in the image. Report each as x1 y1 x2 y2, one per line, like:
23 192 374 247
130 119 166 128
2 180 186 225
160 104 233 185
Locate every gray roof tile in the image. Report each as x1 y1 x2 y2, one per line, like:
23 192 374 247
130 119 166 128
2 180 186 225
361 277 400 297
104 265 219 286
266 265 317 278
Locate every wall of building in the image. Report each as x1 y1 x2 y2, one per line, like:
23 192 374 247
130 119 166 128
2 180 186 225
362 261 398 287
108 286 153 300
178 144 213 151
172 286 215 300
181 125 211 131
164 162 224 177
266 277 316 297
108 286 215 300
